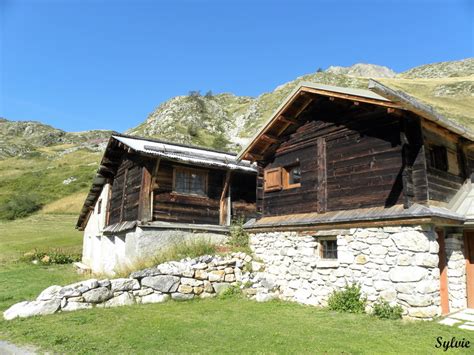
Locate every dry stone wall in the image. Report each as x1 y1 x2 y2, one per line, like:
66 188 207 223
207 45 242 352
445 234 467 312
249 225 444 319
3 252 253 320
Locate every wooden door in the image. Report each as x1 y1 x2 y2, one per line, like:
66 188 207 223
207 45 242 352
465 231 474 309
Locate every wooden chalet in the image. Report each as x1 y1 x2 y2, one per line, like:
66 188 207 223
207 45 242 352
238 81 474 316
76 134 256 273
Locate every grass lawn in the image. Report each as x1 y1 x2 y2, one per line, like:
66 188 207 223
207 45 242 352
0 213 82 262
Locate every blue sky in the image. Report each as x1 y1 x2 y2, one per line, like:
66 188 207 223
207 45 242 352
0 0 472 132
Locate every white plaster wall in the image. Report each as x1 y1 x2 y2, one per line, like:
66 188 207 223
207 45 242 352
250 225 442 319
82 184 111 267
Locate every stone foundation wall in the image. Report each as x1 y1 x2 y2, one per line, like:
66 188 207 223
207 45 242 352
250 225 443 319
445 234 467 312
4 253 253 321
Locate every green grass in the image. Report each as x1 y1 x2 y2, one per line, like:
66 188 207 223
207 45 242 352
0 214 82 263
1 293 473 354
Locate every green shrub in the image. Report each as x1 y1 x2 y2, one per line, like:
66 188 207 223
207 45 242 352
22 249 82 265
218 284 242 299
229 217 249 249
327 284 366 313
0 194 42 220
372 299 403 320
152 239 218 266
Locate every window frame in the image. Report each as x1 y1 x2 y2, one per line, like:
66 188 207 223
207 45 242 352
172 166 209 197
319 237 338 260
283 163 302 189
428 144 448 172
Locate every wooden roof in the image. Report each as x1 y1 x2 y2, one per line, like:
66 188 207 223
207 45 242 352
237 81 474 162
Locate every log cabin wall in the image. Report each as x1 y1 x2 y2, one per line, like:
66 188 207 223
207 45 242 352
152 161 224 224
422 126 467 204
260 103 408 217
108 154 144 225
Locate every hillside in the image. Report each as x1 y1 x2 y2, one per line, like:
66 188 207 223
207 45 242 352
1 58 473 217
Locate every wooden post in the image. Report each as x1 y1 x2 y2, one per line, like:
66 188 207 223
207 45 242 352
316 137 327 213
437 228 450 315
220 171 231 225
119 168 128 223
464 231 474 309
138 166 152 222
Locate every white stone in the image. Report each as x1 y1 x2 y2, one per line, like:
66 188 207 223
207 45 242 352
110 278 140 292
414 254 438 268
256 292 275 302
141 293 170 304
82 287 113 303
338 250 354 264
391 231 430 252
36 285 63 301
389 267 427 282
141 275 180 293
4 300 61 320
62 301 93 312
180 278 203 287
171 293 194 301
103 292 135 308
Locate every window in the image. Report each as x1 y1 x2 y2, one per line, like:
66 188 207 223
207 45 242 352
173 167 208 197
320 238 338 260
97 199 102 215
428 145 448 171
284 164 301 189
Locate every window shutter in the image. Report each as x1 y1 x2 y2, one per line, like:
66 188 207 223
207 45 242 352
264 167 283 192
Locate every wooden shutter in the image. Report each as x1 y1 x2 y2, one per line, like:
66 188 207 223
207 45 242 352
264 167 282 192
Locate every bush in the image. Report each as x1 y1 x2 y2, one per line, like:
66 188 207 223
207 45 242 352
372 300 403 320
152 239 218 266
218 284 242 299
0 194 43 220
327 284 366 313
229 217 250 250
22 249 82 265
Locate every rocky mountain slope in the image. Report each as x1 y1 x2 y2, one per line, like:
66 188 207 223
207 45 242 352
1 58 473 215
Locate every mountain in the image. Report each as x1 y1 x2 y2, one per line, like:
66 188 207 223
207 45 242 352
1 59 473 216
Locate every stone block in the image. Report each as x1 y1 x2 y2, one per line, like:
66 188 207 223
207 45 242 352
141 275 180 293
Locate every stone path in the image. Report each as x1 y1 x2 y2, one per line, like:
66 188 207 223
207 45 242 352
439 309 474 331
0 340 37 354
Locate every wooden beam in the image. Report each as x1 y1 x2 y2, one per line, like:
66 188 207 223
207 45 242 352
261 134 280 144
119 168 128 223
245 152 264 161
138 166 153 222
278 115 298 125
316 137 327 213
219 171 232 225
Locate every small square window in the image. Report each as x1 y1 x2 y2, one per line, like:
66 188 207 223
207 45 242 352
320 238 338 260
283 164 301 189
173 167 208 197
97 199 102 215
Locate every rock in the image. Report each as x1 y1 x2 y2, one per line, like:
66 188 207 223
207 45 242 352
256 292 275 302
133 288 154 297
355 255 368 264
82 287 113 303
389 266 428 282
178 285 194 294
194 270 208 280
408 306 439 318
398 293 433 307
192 262 208 270
224 274 236 282
141 275 180 293
199 292 215 299
58 287 82 298
62 301 93 312
414 254 439 268
369 245 388 255
224 267 234 274
379 289 397 302
103 292 135 308
193 286 204 295
141 293 170 304
130 267 159 279
208 270 225 282
392 231 430 252
4 300 61 320
212 283 231 294
36 285 63 301
110 278 140 292
251 261 263 272
171 293 194 301
203 280 214 293
98 279 111 288
181 278 203 287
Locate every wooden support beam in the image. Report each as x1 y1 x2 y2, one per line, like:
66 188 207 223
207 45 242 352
138 166 153 222
219 171 232 225
278 115 298 125
245 152 264 161
150 158 161 218
261 134 280 144
316 137 327 213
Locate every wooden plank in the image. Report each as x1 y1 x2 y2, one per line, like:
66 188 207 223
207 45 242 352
437 229 450 315
118 167 128 223
316 137 327 213
138 166 153 222
219 171 231 225
464 231 474 309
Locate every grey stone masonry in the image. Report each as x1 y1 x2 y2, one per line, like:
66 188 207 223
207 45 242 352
445 234 467 312
3 252 254 320
249 225 444 319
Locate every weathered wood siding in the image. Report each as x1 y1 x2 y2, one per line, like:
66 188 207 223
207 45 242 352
261 107 406 216
108 156 143 225
152 161 223 224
